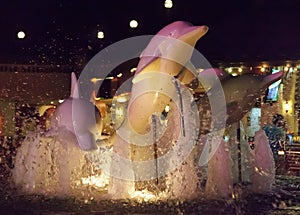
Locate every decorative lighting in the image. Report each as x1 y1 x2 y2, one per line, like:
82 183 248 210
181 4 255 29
164 104 170 113
238 67 243 73
97 31 104 39
285 101 291 113
278 150 285 155
284 66 289 72
58 99 64 103
260 67 266 72
117 96 127 103
129 20 138 28
117 73 123 78
90 77 104 83
105 76 114 80
17 31 26 39
227 67 233 73
81 174 110 189
164 0 173 8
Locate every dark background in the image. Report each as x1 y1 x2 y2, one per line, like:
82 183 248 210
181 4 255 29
0 0 300 65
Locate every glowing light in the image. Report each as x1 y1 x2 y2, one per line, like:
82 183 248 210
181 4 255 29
58 99 64 103
278 150 285 155
164 104 170 113
117 73 123 78
97 31 104 39
227 67 233 73
38 105 55 116
116 96 127 103
17 31 26 39
130 67 137 73
231 73 238 76
115 107 124 118
81 174 110 189
50 101 54 105
238 68 243 73
105 76 114 80
129 20 138 28
260 67 266 72
90 77 104 83
164 0 173 8
285 101 291 113
129 189 156 202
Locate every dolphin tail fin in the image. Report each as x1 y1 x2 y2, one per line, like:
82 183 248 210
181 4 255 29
70 72 80 99
262 70 283 88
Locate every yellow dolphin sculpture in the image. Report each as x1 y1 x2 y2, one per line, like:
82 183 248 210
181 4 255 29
128 21 208 134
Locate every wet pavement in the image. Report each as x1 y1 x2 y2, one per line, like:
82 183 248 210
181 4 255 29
0 175 300 215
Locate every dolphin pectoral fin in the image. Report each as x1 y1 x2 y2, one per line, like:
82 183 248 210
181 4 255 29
76 131 97 151
175 62 199 89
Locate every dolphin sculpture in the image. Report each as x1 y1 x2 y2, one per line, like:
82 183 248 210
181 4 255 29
210 71 283 125
128 21 208 134
50 72 102 151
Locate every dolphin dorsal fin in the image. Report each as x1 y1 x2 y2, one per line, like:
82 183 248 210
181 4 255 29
70 72 80 99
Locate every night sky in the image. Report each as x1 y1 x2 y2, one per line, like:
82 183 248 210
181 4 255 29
1 0 300 65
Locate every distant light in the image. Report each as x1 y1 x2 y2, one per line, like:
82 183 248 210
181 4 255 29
90 77 104 83
117 96 127 103
129 20 138 28
164 105 170 113
284 66 289 72
130 67 137 73
238 68 243 73
17 31 26 39
164 0 173 8
117 73 123 78
278 150 285 155
260 67 266 72
227 67 233 73
231 73 238 76
106 76 114 80
97 31 104 39
58 99 64 104
285 100 291 114
50 101 54 105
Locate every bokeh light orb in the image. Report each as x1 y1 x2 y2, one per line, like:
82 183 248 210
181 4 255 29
129 20 138 28
17 31 26 39
97 31 104 39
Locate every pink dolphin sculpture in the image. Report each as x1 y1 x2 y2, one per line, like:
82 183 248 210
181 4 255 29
50 72 102 151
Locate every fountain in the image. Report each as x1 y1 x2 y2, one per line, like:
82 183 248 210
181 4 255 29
10 21 283 203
